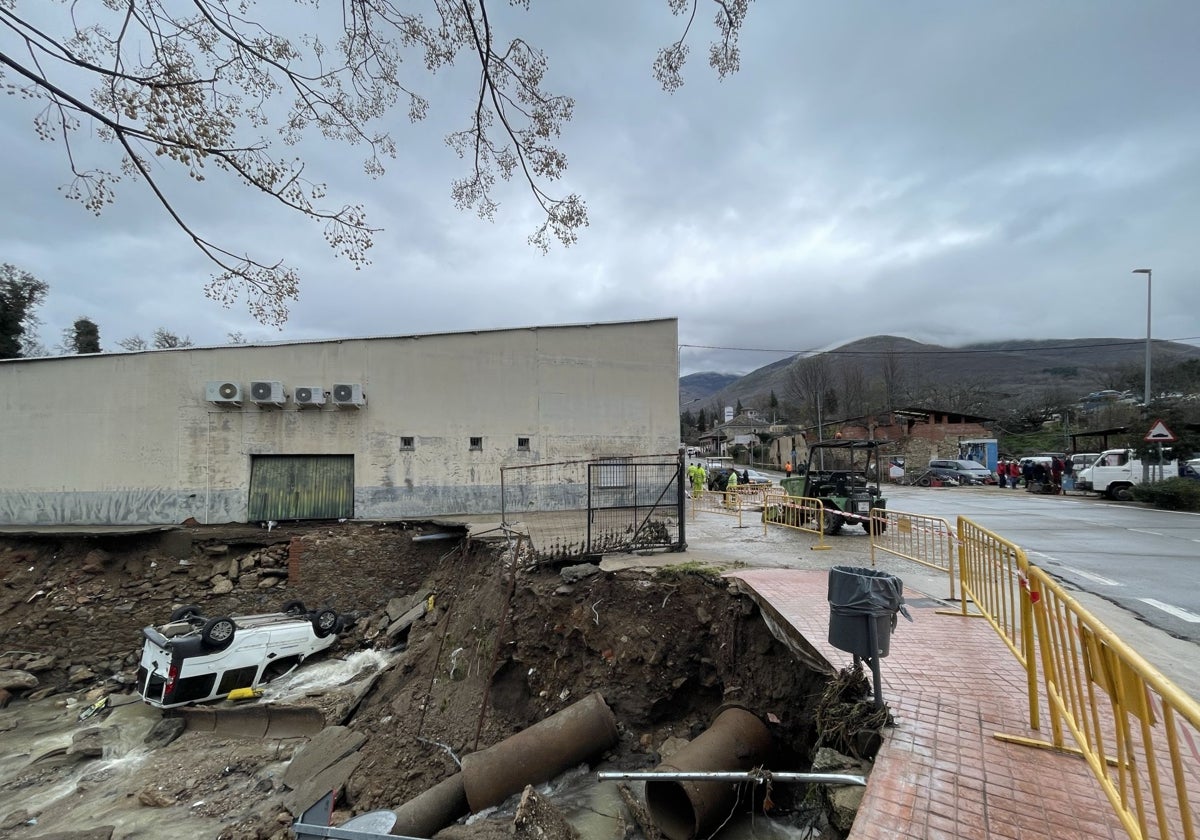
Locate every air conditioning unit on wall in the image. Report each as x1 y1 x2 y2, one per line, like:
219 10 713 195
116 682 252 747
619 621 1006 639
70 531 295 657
205 381 242 406
250 380 286 407
332 383 366 408
293 386 326 408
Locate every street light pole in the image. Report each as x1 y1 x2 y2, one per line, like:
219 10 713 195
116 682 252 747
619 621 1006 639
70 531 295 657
1132 268 1152 409
1132 268 1153 480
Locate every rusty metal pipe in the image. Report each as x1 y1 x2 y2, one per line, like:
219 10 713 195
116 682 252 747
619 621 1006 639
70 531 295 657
460 691 619 812
644 706 774 840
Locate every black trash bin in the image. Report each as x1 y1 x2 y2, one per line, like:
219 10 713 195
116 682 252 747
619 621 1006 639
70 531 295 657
828 566 910 707
827 565 906 659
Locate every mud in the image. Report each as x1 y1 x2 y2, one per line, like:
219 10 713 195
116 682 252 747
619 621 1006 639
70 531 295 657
0 520 880 839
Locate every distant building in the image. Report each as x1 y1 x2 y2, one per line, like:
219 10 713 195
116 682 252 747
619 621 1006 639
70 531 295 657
0 319 678 525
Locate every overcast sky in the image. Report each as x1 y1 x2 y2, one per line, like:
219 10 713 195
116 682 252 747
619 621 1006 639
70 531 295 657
3 2 1198 376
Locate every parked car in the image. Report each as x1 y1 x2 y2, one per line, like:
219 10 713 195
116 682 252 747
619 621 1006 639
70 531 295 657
927 459 994 485
136 601 342 709
743 469 773 486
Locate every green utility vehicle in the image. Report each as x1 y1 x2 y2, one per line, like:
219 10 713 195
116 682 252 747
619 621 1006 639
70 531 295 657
780 439 888 535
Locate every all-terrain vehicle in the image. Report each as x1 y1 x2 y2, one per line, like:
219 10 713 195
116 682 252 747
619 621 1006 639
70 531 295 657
780 439 888 535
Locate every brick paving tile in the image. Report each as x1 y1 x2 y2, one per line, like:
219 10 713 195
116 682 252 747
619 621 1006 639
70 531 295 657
728 568 1128 840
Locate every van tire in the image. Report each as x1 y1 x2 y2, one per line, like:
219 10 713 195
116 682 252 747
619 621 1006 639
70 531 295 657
1108 484 1134 502
170 605 203 622
312 609 338 638
201 617 237 649
282 600 307 616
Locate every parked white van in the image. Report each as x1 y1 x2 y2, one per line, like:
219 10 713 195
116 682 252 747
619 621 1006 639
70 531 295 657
136 601 342 709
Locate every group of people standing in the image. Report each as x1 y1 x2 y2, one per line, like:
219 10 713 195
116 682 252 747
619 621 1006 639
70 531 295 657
995 456 1074 494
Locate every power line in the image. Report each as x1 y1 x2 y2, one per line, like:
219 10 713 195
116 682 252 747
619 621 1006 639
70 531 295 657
679 336 1200 359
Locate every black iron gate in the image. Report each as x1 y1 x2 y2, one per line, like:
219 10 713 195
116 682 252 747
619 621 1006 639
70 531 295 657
500 455 686 564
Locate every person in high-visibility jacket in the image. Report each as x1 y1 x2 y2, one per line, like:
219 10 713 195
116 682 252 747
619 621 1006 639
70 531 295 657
725 468 738 507
692 464 706 497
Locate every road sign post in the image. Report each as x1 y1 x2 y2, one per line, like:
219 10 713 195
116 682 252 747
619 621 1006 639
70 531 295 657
1144 420 1177 483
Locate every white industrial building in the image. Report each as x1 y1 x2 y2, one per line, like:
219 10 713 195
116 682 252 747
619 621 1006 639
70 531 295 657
0 319 679 525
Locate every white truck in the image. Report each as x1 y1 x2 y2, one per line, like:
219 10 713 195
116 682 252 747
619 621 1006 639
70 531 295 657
1075 448 1178 501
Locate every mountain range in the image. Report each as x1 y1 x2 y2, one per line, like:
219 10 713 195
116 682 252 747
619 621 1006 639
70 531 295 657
680 335 1200 415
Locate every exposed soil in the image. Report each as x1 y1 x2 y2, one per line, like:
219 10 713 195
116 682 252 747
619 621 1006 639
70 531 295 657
0 522 874 839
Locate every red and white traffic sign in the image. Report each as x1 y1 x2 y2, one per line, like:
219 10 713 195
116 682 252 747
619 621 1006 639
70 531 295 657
1144 419 1177 443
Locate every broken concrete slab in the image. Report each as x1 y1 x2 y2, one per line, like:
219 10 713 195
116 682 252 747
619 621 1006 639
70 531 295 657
282 725 367 790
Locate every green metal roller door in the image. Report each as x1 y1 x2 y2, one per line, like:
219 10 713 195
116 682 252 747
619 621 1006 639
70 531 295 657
248 455 354 521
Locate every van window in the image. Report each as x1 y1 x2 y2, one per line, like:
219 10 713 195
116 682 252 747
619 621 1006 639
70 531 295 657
175 673 216 704
1103 452 1128 467
218 666 259 694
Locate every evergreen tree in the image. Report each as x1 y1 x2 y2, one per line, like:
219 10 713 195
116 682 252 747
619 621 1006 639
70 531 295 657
0 264 49 359
64 317 101 353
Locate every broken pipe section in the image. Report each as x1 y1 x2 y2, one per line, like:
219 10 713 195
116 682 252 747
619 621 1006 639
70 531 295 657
644 706 774 840
391 691 618 837
180 704 325 739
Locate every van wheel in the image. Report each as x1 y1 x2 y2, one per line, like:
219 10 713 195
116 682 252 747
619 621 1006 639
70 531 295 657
201 617 237 649
170 605 203 622
281 600 307 616
1110 485 1134 502
312 609 338 638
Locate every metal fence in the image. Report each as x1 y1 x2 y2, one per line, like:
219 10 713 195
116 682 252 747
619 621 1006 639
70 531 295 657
500 455 684 563
868 507 959 601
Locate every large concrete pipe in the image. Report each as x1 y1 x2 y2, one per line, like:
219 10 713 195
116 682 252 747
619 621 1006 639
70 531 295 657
644 706 774 840
461 691 619 812
180 704 325 738
390 772 468 838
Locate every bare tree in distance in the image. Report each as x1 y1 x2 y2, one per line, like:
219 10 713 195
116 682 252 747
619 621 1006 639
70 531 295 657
117 329 194 351
785 355 835 438
880 340 907 411
838 359 868 419
1 1 752 325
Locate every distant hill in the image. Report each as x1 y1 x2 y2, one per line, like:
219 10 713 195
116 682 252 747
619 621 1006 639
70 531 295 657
681 335 1200 417
679 372 740 409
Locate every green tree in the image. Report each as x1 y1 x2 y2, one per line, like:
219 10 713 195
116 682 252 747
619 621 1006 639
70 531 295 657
0 264 49 359
2 1 752 325
735 399 744 415
697 408 707 433
63 317 102 354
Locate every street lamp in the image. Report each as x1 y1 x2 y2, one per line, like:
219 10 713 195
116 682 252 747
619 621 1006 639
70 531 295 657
1132 268 1154 481
1132 268 1152 409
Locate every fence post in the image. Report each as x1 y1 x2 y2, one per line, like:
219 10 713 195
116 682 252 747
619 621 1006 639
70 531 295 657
676 456 687 550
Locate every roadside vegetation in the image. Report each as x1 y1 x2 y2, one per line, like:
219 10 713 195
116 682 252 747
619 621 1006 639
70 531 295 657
1132 478 1200 512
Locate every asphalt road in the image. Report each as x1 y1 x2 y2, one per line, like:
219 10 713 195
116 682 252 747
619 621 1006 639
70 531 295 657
881 483 1200 645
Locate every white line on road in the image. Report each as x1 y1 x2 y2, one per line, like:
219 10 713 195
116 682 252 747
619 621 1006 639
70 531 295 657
1128 528 1165 537
1028 552 1122 586
1139 599 1200 623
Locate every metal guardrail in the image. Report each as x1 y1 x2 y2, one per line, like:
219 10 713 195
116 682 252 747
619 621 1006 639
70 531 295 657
1027 567 1200 840
867 508 959 602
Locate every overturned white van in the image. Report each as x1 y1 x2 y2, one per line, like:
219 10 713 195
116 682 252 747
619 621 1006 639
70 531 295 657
136 601 342 709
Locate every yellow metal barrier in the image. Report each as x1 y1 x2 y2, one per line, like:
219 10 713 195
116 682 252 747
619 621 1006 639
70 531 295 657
957 516 1043 732
1027 566 1200 840
761 489 830 551
867 507 958 601
690 488 743 527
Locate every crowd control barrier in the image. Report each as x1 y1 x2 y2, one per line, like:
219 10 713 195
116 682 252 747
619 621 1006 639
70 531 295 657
761 489 830 550
1026 567 1200 840
867 508 959 602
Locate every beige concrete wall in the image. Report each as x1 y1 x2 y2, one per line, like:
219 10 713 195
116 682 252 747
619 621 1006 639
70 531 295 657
0 319 679 524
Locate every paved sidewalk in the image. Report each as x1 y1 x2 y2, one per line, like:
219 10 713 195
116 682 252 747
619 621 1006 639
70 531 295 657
729 567 1126 840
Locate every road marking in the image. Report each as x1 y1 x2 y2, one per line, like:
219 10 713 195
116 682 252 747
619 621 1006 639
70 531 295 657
1127 528 1164 537
1028 552 1122 586
1139 599 1200 623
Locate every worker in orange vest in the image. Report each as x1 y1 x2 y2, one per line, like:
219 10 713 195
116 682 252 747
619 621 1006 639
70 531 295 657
784 461 793 478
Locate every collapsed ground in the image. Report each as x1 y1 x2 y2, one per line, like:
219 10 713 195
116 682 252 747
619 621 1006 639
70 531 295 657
0 522 881 839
